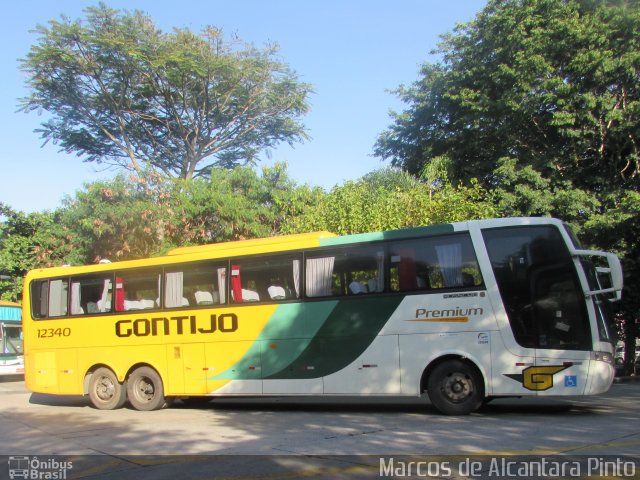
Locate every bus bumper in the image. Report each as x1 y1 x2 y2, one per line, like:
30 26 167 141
585 359 615 395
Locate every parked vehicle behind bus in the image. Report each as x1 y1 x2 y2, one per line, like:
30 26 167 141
22 218 622 414
0 301 24 375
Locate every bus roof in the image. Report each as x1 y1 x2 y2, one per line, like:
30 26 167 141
25 231 338 279
319 223 455 247
167 231 337 256
0 301 21 321
0 301 20 308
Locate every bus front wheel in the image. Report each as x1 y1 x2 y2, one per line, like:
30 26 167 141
427 360 484 415
127 366 167 411
89 367 127 410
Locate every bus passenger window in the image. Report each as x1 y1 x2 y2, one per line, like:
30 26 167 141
30 280 50 319
388 235 482 292
48 279 69 317
164 262 227 308
230 255 301 304
306 247 383 297
69 275 113 315
114 269 161 311
30 279 67 319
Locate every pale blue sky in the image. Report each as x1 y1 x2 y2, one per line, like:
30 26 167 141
1 1 486 213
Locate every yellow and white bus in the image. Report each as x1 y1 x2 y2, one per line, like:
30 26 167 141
22 217 622 414
0 300 24 375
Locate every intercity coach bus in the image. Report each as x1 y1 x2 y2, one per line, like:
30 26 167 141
0 301 24 375
22 217 622 414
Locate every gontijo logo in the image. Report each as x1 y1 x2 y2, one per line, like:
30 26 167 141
504 365 571 391
115 313 238 337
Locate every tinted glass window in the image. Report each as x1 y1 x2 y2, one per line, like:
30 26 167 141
164 262 227 308
388 234 483 292
230 254 301 304
483 226 591 350
70 275 113 315
114 269 161 312
30 278 69 319
306 246 383 297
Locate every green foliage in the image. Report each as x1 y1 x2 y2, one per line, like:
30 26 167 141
0 203 80 301
375 0 640 194
19 3 312 179
283 167 497 235
490 157 600 225
166 163 324 246
0 163 323 296
59 171 172 261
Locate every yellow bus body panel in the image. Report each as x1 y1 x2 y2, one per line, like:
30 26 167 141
22 232 331 396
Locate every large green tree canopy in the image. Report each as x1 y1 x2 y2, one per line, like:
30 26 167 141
374 0 640 193
19 3 312 179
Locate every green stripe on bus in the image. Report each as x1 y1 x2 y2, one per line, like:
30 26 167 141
210 301 337 380
319 224 454 246
265 296 403 379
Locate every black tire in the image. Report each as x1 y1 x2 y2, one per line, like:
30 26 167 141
126 366 167 411
89 367 127 410
427 360 484 415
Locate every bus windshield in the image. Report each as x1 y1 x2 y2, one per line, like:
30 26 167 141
482 225 592 350
2 324 23 355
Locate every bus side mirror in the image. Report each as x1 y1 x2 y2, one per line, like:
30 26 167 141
574 250 623 302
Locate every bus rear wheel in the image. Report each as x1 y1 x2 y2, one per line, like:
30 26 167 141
89 367 127 410
427 360 484 415
127 366 167 411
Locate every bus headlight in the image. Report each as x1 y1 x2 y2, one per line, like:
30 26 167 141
592 351 614 364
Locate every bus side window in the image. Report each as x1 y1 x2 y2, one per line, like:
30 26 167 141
165 262 227 308
48 279 69 317
388 235 482 292
483 225 592 351
69 275 113 315
31 280 49 319
231 255 301 304
115 269 161 311
306 246 383 297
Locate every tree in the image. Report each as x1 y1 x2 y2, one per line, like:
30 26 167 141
283 167 496 235
0 204 80 301
32 163 321 264
582 191 640 373
375 0 640 194
58 171 173 261
19 3 312 179
166 163 324 245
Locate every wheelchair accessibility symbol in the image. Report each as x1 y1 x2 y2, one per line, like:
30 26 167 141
564 375 578 387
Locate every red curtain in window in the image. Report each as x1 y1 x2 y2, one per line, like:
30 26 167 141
399 249 417 291
231 265 242 303
115 277 125 312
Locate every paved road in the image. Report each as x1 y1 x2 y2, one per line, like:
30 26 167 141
0 378 638 478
